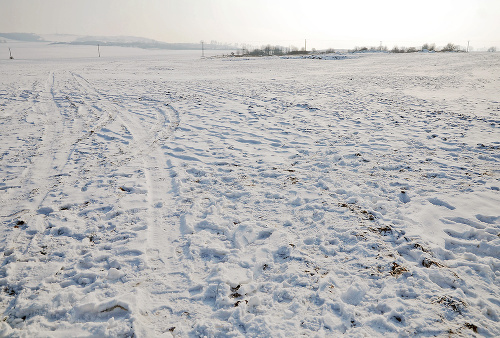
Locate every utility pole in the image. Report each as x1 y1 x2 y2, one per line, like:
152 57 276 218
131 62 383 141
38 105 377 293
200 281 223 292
9 47 13 59
98 44 100 57
305 39 307 52
467 40 470 53
201 40 205 58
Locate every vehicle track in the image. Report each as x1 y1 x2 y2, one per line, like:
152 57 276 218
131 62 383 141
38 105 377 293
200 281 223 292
67 72 187 334
0 70 173 334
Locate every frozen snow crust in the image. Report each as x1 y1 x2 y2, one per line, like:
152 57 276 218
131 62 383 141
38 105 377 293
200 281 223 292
1 45 499 337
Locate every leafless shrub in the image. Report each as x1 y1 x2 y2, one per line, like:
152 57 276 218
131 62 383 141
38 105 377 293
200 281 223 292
441 43 459 52
421 43 435 51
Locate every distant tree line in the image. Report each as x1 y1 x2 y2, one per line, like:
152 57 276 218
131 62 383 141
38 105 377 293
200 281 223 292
235 41 498 57
391 42 496 53
237 45 312 56
349 42 498 53
349 46 388 53
239 42 498 56
391 43 463 53
236 45 342 57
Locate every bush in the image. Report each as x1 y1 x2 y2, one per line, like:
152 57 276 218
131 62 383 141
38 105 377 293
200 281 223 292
243 45 287 56
441 43 459 52
390 46 419 53
249 49 265 56
273 47 284 56
421 43 435 51
392 46 410 53
488 46 497 52
351 46 386 53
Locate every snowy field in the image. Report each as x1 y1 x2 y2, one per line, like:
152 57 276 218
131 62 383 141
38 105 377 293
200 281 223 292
1 43 499 337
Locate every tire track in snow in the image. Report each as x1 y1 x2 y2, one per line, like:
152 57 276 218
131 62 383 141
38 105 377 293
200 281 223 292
71 72 180 165
1 71 161 335
65 73 187 334
137 105 198 334
69 72 118 139
97 93 185 333
0 70 125 333
3 71 83 250
26 72 67 208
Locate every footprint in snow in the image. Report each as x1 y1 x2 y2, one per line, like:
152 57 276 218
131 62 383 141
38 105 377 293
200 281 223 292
399 190 410 203
428 197 455 210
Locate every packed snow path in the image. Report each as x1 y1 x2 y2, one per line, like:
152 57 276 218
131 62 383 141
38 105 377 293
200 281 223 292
1 51 499 336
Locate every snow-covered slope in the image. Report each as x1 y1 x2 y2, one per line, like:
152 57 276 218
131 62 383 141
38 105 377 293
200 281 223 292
0 46 499 336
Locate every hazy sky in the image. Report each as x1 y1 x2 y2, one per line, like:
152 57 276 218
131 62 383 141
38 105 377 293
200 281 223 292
1 0 499 49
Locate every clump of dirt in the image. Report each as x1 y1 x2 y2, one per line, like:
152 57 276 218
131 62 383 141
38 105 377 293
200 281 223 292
434 295 467 314
422 257 445 268
390 262 409 277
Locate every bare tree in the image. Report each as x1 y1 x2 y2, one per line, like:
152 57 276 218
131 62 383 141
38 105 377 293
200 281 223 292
264 45 272 56
272 46 284 56
421 43 435 51
391 46 401 53
441 43 459 52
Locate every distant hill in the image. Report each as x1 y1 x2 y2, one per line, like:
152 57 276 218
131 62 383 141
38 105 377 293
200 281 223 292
73 35 160 44
57 35 233 50
0 33 45 42
0 32 233 50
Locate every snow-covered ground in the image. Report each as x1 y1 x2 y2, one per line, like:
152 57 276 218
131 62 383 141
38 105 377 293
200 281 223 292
1 43 499 337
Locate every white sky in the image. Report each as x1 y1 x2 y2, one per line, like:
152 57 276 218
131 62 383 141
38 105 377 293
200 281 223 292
1 0 499 49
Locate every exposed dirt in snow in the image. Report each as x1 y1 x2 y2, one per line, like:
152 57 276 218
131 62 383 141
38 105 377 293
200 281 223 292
0 47 499 336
